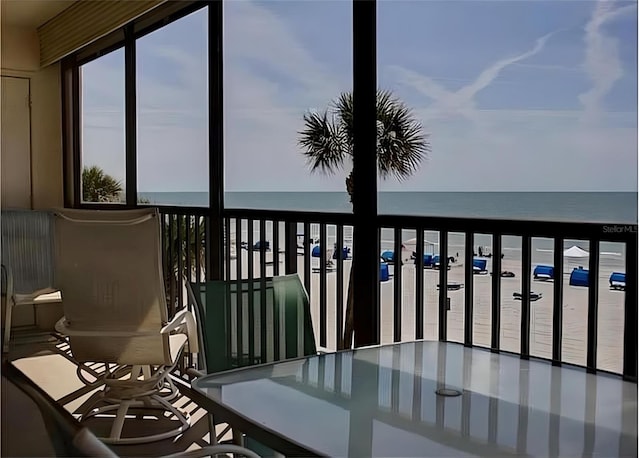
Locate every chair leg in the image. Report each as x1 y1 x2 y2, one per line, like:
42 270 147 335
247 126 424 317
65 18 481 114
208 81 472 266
3 300 14 353
109 400 132 440
83 395 190 445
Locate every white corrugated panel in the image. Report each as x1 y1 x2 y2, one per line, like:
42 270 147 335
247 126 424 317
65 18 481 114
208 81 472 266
38 0 166 67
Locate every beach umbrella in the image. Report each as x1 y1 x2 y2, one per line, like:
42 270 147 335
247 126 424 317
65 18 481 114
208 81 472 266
563 245 589 258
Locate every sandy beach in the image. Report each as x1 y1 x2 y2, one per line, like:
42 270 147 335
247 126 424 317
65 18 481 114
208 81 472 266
226 243 626 375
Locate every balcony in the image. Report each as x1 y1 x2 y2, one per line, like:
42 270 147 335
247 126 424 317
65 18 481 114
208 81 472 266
2 205 637 456
1 0 637 456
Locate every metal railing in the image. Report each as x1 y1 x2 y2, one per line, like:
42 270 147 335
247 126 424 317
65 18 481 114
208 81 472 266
159 206 637 381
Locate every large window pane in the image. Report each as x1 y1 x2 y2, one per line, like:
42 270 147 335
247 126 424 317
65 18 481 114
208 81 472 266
378 1 637 223
81 49 126 203
137 8 208 206
224 0 352 212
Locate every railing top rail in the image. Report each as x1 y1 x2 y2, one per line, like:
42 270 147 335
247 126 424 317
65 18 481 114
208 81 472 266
377 214 638 243
223 208 356 225
80 203 637 243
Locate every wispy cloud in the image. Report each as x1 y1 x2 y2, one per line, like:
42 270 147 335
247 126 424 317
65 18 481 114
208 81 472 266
389 32 556 121
578 0 637 124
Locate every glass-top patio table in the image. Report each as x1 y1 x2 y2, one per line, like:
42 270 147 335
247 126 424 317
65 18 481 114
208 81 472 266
192 341 637 457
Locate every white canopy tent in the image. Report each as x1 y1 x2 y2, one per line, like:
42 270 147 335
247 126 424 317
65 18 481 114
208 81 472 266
564 245 589 258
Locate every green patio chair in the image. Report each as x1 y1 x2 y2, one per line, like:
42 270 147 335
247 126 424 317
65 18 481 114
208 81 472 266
186 274 318 454
186 274 317 375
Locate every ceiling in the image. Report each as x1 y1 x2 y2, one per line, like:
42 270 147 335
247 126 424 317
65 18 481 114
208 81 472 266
1 0 76 28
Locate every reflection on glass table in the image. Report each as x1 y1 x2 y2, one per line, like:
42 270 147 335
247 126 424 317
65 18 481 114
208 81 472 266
193 341 637 457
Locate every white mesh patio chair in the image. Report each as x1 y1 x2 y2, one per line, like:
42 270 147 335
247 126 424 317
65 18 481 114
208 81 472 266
1 209 62 353
5 360 260 457
52 208 198 445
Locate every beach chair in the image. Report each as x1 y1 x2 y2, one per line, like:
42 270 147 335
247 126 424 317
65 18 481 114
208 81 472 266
1 209 62 353
609 272 626 291
569 268 589 287
533 265 554 281
472 258 488 274
52 208 198 444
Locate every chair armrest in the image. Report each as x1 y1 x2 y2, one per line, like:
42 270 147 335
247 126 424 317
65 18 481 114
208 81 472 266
186 367 205 378
161 309 199 354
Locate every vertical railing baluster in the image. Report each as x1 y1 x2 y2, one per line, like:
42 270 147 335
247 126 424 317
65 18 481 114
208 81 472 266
336 224 344 349
259 220 267 279
235 219 242 281
273 220 280 276
284 221 297 275
393 227 402 342
552 237 563 365
224 217 231 281
319 223 327 348
520 235 532 358
586 239 599 372
177 215 184 310
464 232 474 347
247 219 254 281
438 231 448 341
185 214 192 284
204 215 211 281
168 214 175 318
415 229 424 340
303 222 311 302
623 235 638 381
491 233 501 352
161 211 168 286
247 219 255 364
259 219 267 363
235 219 243 369
195 216 202 284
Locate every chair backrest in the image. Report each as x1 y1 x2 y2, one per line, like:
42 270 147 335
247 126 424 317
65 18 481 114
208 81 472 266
1 209 55 295
187 274 317 374
53 208 171 365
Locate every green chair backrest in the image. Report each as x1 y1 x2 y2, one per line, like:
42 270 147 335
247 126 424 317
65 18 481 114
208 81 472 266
187 274 317 374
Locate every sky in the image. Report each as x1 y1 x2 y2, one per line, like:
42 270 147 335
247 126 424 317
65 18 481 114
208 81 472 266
81 0 638 193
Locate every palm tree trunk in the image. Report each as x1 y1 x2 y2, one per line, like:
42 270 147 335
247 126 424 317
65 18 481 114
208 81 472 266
340 268 355 350
340 171 356 350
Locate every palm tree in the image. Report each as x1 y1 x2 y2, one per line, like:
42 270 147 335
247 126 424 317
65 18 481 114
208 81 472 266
299 89 430 349
82 165 123 203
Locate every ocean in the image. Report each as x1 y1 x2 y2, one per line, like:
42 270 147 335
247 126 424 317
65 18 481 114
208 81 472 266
139 191 638 224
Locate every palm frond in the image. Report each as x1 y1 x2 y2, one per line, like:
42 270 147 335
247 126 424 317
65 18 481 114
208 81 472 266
375 90 429 180
298 89 429 183
82 165 123 202
333 92 354 147
298 111 349 175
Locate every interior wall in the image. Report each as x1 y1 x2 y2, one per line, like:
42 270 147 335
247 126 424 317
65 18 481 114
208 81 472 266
1 24 63 210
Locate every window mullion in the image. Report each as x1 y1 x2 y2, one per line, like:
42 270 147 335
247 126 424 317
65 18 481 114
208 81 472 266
125 24 137 207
